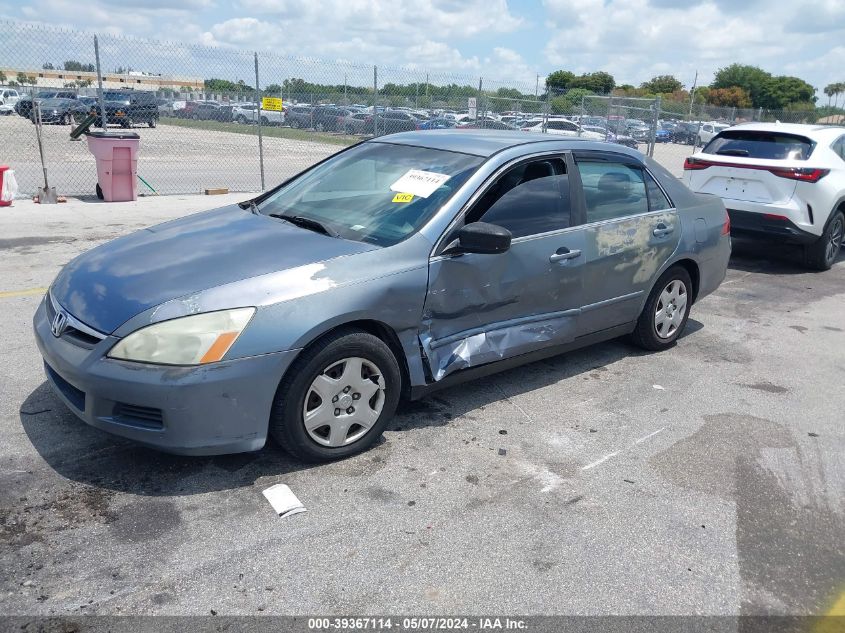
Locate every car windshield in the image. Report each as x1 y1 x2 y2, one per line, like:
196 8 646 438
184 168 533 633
257 142 483 247
103 92 129 102
704 130 816 160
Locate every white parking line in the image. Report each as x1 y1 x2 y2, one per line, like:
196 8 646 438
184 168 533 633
582 426 667 471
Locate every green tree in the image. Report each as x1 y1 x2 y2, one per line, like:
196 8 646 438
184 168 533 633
204 78 254 93
550 87 592 114
16 72 36 86
569 71 615 94
63 60 95 72
640 75 683 94
0 70 6 83
546 70 575 92
42 62 55 70
711 64 771 107
758 75 816 110
264 83 282 93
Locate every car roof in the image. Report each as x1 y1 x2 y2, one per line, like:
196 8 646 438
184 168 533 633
728 122 845 139
368 129 641 158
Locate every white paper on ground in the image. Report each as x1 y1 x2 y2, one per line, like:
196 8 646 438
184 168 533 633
389 169 450 198
262 484 307 518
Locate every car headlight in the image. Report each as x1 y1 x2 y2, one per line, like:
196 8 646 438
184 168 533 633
108 308 255 366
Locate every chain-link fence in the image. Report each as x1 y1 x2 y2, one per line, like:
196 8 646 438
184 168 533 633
2 19 844 197
0 20 545 198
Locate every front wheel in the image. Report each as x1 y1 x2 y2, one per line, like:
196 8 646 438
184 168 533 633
269 329 401 462
630 266 693 351
804 211 844 271
148 118 157 128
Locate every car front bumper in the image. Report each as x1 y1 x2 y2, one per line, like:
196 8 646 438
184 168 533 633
33 297 300 455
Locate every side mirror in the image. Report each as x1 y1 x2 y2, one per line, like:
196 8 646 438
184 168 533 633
456 222 512 254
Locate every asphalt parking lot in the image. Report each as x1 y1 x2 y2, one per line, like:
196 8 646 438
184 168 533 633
0 195 843 618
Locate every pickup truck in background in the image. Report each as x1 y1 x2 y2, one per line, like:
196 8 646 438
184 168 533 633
232 102 285 126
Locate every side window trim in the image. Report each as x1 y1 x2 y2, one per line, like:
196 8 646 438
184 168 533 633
432 150 573 256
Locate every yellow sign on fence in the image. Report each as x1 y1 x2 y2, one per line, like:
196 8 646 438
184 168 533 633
261 97 283 111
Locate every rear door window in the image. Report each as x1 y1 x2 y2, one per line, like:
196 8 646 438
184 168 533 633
577 159 649 223
704 130 816 160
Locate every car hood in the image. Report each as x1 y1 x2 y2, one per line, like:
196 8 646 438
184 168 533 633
50 205 377 334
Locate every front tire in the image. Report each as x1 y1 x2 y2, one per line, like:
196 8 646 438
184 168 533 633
630 266 693 351
269 329 401 462
804 211 844 271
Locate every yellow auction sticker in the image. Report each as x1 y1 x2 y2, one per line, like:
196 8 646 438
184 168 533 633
392 192 414 203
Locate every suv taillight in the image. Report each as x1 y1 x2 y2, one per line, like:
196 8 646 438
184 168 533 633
721 211 730 236
768 167 829 183
683 157 710 170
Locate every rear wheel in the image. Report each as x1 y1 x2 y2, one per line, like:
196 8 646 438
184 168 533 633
148 117 156 128
269 329 401 462
804 211 844 271
630 266 692 351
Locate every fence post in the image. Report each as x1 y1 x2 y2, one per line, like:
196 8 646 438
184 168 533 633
93 36 107 130
578 94 586 136
254 52 265 191
477 77 483 128
648 96 661 158
373 66 378 137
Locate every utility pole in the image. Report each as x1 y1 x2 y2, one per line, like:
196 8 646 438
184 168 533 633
535 73 539 99
688 70 698 119
343 73 347 105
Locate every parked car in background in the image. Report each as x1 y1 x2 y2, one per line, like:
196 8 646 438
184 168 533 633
655 127 673 143
672 121 700 145
461 120 519 131
522 118 605 140
28 97 88 125
286 105 315 129
0 88 20 107
34 130 729 461
15 90 77 118
698 121 730 145
418 117 457 130
581 125 640 149
232 102 285 126
311 106 352 132
78 96 98 109
684 123 845 270
342 111 373 134
95 90 158 128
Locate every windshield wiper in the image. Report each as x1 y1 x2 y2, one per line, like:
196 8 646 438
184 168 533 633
268 213 339 238
716 149 749 156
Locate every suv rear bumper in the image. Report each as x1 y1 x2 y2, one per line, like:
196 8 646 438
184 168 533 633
728 209 818 245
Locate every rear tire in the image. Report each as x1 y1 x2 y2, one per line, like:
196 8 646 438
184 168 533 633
269 329 401 462
630 266 693 351
148 118 156 128
95 183 103 200
804 211 844 271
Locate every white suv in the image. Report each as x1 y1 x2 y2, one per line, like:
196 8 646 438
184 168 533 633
683 122 845 270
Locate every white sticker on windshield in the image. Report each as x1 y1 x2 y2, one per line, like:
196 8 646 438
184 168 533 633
389 169 451 199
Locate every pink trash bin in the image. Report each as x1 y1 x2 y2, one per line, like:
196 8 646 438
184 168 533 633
85 131 140 202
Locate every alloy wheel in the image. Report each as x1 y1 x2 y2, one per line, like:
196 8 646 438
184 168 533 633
654 279 688 339
302 357 386 447
826 215 843 265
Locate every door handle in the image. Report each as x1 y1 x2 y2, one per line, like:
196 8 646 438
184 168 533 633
653 223 675 237
550 248 582 263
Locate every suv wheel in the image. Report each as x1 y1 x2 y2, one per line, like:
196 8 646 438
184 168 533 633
148 117 157 128
269 329 401 462
630 266 693 351
804 211 844 271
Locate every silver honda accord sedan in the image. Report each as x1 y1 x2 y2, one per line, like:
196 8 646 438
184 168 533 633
34 130 730 461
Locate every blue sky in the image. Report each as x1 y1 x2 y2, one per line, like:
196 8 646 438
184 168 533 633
1 0 844 96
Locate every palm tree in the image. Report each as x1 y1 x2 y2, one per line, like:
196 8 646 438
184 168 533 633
825 83 835 108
